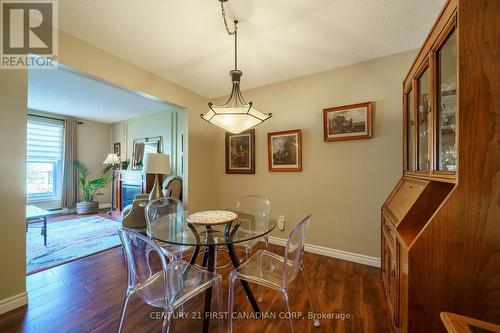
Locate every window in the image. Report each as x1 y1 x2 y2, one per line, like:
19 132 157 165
27 117 64 202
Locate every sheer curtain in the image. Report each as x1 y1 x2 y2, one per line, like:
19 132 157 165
61 117 78 208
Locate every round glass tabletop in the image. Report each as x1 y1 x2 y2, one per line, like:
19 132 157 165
147 210 276 246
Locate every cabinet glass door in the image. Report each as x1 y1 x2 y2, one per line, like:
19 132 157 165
436 29 457 172
417 68 430 171
406 89 415 170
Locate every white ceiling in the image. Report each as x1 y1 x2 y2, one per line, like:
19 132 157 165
28 66 176 123
58 0 445 98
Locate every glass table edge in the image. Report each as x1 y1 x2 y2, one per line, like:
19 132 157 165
147 222 276 247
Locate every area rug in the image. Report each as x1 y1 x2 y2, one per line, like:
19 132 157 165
27 216 122 274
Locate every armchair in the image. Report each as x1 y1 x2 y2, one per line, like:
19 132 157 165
162 176 182 201
121 176 182 228
121 194 149 229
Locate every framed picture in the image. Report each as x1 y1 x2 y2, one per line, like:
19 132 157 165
225 129 255 174
268 129 302 172
113 142 121 157
323 102 372 141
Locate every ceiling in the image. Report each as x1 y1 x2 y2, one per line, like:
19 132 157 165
28 66 177 123
58 0 445 98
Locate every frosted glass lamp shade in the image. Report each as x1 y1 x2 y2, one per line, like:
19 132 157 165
201 105 272 134
203 70 272 134
142 153 170 175
103 153 121 165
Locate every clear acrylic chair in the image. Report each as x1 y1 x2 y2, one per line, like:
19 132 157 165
145 197 191 260
117 228 223 333
228 214 320 333
233 195 271 258
202 195 271 274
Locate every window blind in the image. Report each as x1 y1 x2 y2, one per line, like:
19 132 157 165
27 118 64 161
26 117 64 202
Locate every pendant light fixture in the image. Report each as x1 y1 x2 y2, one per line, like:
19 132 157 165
201 0 272 134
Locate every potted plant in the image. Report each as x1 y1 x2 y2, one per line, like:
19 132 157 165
73 160 112 214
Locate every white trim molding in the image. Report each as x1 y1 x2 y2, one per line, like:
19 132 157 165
267 236 380 268
0 292 28 315
98 203 111 209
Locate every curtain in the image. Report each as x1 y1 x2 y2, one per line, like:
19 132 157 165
60 117 78 207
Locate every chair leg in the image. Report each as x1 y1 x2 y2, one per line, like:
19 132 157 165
161 310 172 333
117 290 131 333
214 279 224 333
257 250 263 303
301 266 320 328
280 289 294 333
227 272 237 333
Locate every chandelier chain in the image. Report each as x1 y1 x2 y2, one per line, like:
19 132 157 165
220 2 237 35
220 1 238 70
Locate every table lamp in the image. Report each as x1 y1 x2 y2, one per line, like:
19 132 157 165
103 153 121 214
142 153 171 201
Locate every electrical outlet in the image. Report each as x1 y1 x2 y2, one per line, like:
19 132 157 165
278 215 285 231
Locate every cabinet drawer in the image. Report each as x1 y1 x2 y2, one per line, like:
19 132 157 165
382 215 397 254
381 221 400 329
389 248 400 327
385 178 427 223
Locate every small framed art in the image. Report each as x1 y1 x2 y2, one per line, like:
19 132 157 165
267 129 302 172
225 129 255 174
113 142 121 156
323 102 372 141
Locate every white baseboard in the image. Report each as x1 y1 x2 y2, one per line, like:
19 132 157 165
267 236 380 268
0 292 28 315
99 203 111 209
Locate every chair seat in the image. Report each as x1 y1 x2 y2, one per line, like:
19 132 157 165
233 249 294 289
137 260 220 309
156 241 190 258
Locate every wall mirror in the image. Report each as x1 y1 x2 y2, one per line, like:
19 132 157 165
132 136 162 170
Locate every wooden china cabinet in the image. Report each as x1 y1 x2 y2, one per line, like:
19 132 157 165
381 1 499 332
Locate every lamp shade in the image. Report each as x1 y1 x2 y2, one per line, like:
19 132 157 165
103 153 120 165
142 153 170 175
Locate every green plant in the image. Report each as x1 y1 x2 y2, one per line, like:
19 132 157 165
72 160 112 202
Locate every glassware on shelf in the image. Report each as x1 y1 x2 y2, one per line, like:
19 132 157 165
441 146 457 172
437 29 457 172
417 69 430 171
406 89 415 170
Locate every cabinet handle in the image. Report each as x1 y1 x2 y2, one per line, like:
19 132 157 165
391 269 396 278
409 120 415 126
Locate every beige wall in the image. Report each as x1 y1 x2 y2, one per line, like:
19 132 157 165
77 119 112 206
0 27 413 307
212 50 416 258
111 110 183 175
58 31 218 210
27 110 112 210
0 30 217 307
0 70 27 301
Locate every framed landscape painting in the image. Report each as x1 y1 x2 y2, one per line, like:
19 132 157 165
225 129 255 174
268 129 302 172
323 102 372 141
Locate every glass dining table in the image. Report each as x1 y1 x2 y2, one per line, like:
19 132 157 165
147 209 276 333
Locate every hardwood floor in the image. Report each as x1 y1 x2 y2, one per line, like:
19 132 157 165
0 243 393 333
45 209 122 224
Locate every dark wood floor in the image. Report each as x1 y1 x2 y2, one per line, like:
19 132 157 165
46 209 122 223
0 241 393 333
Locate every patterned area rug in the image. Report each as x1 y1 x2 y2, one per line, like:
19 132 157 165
27 216 122 274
